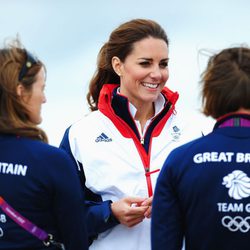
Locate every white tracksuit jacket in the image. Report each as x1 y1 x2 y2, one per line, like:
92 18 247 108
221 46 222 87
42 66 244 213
61 84 202 250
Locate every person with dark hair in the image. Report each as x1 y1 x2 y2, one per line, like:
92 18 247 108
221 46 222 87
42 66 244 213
151 46 250 250
0 38 88 250
60 18 201 250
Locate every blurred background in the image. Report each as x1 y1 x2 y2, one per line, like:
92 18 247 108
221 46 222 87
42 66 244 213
1 0 249 146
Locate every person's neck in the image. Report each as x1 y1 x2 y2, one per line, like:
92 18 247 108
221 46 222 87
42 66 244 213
134 103 155 131
237 108 250 114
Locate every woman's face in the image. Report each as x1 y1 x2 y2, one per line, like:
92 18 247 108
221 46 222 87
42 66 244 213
19 68 47 124
114 37 169 108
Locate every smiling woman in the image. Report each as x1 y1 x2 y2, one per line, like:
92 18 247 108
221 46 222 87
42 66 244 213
59 18 202 250
112 36 169 129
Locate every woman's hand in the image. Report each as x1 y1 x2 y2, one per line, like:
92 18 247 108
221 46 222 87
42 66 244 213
140 196 153 218
111 197 149 227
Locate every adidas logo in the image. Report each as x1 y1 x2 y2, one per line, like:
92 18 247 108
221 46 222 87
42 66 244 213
95 133 112 142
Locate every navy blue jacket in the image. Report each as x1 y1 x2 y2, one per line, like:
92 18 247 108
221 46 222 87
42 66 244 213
0 134 88 250
152 114 250 250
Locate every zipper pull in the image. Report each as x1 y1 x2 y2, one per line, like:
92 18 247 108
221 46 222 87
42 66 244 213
140 138 144 144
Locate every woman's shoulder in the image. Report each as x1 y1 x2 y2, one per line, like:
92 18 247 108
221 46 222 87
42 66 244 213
22 137 71 162
69 110 105 133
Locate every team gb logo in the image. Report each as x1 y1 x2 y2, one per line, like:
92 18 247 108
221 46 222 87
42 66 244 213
222 170 250 200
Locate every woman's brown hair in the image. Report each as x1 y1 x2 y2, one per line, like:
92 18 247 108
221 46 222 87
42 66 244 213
0 38 48 142
201 46 250 119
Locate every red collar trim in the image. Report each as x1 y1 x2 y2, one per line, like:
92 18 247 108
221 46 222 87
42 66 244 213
98 84 179 137
98 84 179 197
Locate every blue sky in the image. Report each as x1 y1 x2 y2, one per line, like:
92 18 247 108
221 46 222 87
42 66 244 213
1 0 250 145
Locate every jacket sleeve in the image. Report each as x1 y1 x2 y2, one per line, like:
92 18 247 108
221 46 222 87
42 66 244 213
151 156 184 250
51 150 89 250
59 128 119 242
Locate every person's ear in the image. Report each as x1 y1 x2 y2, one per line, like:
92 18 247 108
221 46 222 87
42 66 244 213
16 84 29 102
16 84 24 97
112 56 122 76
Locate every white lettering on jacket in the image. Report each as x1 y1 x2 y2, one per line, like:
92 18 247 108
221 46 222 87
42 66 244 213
193 152 234 163
0 162 27 176
193 152 250 164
